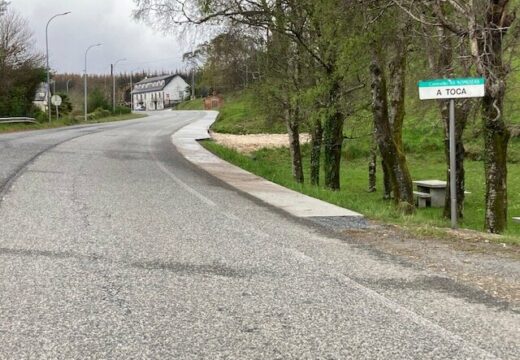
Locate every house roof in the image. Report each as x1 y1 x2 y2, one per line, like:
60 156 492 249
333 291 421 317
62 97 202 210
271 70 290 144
132 74 187 94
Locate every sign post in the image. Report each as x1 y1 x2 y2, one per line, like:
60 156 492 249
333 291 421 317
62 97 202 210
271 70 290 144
51 95 62 122
418 78 485 229
449 99 456 229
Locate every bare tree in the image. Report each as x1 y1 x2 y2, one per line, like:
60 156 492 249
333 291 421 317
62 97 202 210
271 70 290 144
0 1 8 16
0 8 38 69
0 6 44 116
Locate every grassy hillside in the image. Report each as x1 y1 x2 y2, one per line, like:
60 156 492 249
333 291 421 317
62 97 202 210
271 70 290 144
176 91 286 134
175 98 204 110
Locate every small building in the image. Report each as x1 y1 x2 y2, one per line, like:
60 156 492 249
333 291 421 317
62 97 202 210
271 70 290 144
203 92 224 110
132 74 189 111
33 83 49 112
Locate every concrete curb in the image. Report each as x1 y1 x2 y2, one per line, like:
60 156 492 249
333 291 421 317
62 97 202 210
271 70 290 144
171 111 363 219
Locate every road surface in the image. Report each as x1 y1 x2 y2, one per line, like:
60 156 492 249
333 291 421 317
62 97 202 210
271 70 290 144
0 111 518 359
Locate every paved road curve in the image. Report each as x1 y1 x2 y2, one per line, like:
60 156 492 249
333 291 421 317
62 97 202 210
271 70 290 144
0 111 518 359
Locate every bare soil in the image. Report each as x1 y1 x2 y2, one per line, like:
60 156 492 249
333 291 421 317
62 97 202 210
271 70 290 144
343 224 520 307
210 131 310 153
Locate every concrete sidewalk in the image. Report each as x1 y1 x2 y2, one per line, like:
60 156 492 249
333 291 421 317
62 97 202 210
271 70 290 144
171 111 362 219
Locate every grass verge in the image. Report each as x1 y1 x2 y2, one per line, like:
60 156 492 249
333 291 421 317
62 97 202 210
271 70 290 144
175 91 286 134
201 140 520 245
0 113 147 134
175 99 204 110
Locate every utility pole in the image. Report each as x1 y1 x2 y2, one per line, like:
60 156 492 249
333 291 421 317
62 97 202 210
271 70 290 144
111 58 126 112
84 43 102 122
191 67 195 100
45 11 70 123
130 72 133 111
110 63 114 110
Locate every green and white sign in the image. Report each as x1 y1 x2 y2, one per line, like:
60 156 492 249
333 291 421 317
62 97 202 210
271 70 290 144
418 77 485 100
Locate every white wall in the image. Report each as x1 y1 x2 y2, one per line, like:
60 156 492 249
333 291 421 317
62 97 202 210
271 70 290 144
164 76 190 102
132 76 190 111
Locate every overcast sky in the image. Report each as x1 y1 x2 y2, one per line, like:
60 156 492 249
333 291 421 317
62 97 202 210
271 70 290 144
10 0 191 75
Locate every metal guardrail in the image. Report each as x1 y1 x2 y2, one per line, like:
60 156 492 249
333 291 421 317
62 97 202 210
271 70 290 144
0 117 37 124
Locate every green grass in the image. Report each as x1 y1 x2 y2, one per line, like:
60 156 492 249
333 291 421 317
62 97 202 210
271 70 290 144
175 98 204 110
212 92 286 134
0 113 146 134
202 140 520 244
177 91 286 134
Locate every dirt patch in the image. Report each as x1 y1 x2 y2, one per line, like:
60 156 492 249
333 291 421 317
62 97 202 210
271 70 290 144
342 224 520 306
210 131 310 153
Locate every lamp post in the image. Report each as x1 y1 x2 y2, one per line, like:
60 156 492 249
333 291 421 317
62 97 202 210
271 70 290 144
111 58 126 112
128 67 142 111
130 71 134 111
46 11 71 123
66 79 71 94
183 51 198 100
84 43 102 122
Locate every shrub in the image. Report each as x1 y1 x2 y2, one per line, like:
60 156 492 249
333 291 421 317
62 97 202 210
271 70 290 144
88 107 111 120
113 105 131 115
88 88 110 112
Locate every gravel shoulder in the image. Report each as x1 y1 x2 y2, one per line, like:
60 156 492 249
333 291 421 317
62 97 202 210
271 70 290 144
340 223 520 307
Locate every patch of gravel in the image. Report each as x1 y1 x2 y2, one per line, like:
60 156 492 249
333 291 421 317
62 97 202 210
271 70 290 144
341 224 520 307
210 131 310 153
308 216 377 231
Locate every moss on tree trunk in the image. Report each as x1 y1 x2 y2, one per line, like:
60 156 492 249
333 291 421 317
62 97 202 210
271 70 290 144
482 94 509 233
286 107 304 184
310 118 323 186
323 109 344 190
370 51 414 213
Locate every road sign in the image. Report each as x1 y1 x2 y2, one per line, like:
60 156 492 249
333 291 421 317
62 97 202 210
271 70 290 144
418 77 485 100
417 77 485 230
51 95 62 106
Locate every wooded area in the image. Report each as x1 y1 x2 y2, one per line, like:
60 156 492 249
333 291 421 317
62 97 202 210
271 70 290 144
0 2 45 117
135 0 520 234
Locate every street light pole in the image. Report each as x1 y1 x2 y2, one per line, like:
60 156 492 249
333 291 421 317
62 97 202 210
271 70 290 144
84 43 102 122
112 58 126 112
191 66 195 100
46 11 71 123
130 72 134 111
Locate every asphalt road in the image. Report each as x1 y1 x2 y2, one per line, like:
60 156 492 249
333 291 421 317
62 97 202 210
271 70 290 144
0 111 518 359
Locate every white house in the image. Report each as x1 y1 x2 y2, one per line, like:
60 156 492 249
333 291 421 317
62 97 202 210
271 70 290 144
33 83 49 112
132 74 190 111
